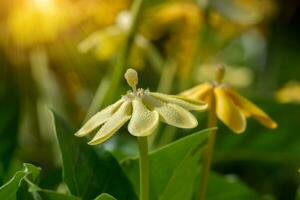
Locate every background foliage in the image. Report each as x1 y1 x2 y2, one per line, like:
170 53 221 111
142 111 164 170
0 0 299 199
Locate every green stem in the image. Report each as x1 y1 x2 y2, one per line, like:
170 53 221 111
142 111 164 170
138 137 149 200
85 0 145 119
198 96 217 200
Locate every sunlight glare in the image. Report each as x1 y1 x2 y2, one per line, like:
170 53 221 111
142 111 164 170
32 0 55 12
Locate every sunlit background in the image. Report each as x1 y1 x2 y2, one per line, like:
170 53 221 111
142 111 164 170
0 0 300 199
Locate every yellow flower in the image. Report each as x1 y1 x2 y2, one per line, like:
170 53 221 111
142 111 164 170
142 2 203 80
78 11 149 68
275 81 300 104
75 68 207 145
208 0 277 40
181 66 277 133
195 63 254 89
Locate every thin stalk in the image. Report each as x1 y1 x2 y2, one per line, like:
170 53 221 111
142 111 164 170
138 137 149 200
85 0 145 119
157 60 177 93
198 96 217 200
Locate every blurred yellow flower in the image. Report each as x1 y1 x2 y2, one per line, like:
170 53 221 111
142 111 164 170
142 2 203 80
275 81 300 104
208 0 277 40
195 63 254 89
181 66 277 133
78 11 149 67
75 68 207 145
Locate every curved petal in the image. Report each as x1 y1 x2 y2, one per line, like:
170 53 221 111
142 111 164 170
128 99 159 137
214 87 246 134
88 101 131 145
180 82 214 101
143 96 198 129
75 100 123 137
150 92 207 111
226 88 278 129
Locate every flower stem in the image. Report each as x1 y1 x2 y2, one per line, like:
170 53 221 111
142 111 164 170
85 0 145 119
138 137 149 200
198 96 217 200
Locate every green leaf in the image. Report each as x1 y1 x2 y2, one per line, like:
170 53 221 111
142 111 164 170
0 162 80 200
206 173 259 200
39 190 80 200
121 129 211 200
0 163 40 200
0 171 27 200
94 193 117 200
52 112 137 200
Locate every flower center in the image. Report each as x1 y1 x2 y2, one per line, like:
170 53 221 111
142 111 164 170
124 69 151 101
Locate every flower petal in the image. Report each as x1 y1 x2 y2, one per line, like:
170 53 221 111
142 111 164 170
143 96 198 129
128 99 159 137
214 87 246 134
88 101 131 145
75 100 123 137
150 92 207 111
225 88 278 129
180 82 214 101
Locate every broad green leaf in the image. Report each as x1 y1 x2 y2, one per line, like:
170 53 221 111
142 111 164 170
0 163 40 200
0 162 80 200
94 193 117 200
121 129 211 200
52 112 137 200
206 173 259 200
0 171 27 200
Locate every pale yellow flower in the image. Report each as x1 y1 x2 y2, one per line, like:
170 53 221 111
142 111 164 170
75 68 207 145
181 66 277 133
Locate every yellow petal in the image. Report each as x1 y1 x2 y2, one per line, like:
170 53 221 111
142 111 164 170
88 101 131 145
180 82 214 101
128 99 159 137
143 96 198 129
150 92 207 111
214 87 246 133
226 88 278 129
75 100 123 137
